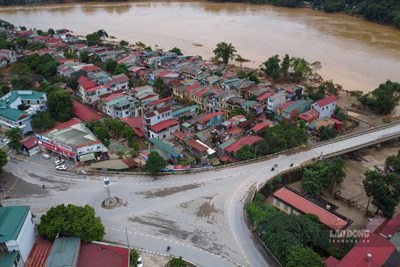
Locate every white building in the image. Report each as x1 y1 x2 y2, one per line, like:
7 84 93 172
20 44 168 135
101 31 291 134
0 90 47 134
267 92 287 113
103 93 132 119
143 106 173 138
0 206 36 266
311 95 338 118
149 119 180 140
79 84 111 105
105 74 129 92
0 49 17 64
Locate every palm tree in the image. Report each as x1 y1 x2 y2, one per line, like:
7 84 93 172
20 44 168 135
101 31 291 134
213 42 237 64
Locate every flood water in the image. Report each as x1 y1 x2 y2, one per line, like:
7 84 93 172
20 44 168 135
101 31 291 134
0 1 399 92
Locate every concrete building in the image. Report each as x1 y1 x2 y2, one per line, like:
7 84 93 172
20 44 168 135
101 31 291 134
143 106 172 138
267 92 287 113
0 206 36 267
35 118 108 163
0 90 47 134
102 93 132 119
149 119 180 140
0 49 17 64
311 95 338 118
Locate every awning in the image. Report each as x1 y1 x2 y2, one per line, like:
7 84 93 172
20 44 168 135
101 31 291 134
79 153 95 162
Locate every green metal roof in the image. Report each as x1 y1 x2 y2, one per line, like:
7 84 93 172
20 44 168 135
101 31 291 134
181 122 192 128
0 251 19 267
0 108 28 122
149 138 180 158
0 206 30 243
218 138 236 149
46 237 81 267
18 91 45 100
172 105 198 117
242 100 257 107
106 96 130 107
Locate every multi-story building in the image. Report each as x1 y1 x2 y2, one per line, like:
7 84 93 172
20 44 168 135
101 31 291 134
102 93 132 119
105 74 129 92
79 77 111 104
311 95 338 118
143 106 173 138
267 92 287 113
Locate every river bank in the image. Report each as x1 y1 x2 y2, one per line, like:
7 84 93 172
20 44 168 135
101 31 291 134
1 1 399 92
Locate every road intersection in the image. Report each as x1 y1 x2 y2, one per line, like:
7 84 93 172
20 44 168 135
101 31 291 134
3 123 400 267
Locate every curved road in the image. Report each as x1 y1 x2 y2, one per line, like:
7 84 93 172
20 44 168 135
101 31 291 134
3 124 400 267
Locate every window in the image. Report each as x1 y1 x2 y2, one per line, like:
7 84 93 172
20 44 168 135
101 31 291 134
163 134 166 138
37 100 40 104
19 122 22 126
283 204 289 212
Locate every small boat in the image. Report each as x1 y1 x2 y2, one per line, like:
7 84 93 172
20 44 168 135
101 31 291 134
192 43 203 47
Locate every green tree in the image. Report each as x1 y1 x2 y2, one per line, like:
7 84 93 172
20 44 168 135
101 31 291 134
319 126 338 140
0 149 8 174
16 37 28 48
169 47 183 56
129 249 140 266
261 55 281 80
11 76 33 90
119 40 129 47
229 107 247 118
6 128 23 151
144 151 167 174
263 122 308 154
114 63 128 75
237 70 259 84
37 204 105 242
213 42 237 64
154 77 171 98
290 57 312 83
358 80 400 115
47 90 73 122
363 170 400 218
10 62 31 76
167 257 186 267
48 28 55 35
79 50 90 63
236 145 255 161
103 59 117 73
386 151 400 174
86 32 101 46
286 245 323 267
31 111 55 131
0 85 11 97
280 54 291 80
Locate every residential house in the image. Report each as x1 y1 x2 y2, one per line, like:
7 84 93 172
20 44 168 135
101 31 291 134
196 112 224 131
172 105 198 122
203 89 225 113
0 206 36 266
102 93 132 119
308 117 343 133
105 74 129 92
72 100 102 123
122 116 144 138
149 119 180 140
149 70 179 85
143 106 173 138
0 90 47 134
46 237 81 267
80 84 110 105
21 137 40 156
97 50 125 62
146 96 174 112
285 85 303 101
245 84 271 100
199 75 220 86
311 95 338 118
88 71 111 85
225 97 247 115
267 92 287 113
224 136 263 156
173 131 208 163
183 83 201 102
73 43 88 52
242 100 263 115
298 109 320 124
57 63 93 77
149 138 183 163
276 99 312 121
0 49 17 64
273 187 349 231
257 91 276 110
251 121 270 135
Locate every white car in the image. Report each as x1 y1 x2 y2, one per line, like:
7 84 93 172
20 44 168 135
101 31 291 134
137 256 143 267
1 138 9 144
42 153 51 160
56 164 67 171
54 159 65 166
77 169 87 175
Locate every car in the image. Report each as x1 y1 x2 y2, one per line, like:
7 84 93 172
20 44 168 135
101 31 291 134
77 169 87 175
55 164 67 171
54 159 65 166
1 138 9 144
42 153 51 160
137 256 143 267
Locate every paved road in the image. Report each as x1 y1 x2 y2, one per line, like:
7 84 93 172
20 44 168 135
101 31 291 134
3 124 400 267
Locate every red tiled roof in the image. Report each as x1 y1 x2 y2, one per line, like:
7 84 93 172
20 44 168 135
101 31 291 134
122 158 138 168
379 213 400 237
172 131 192 141
324 256 340 267
188 139 208 153
195 87 212 97
102 92 124 102
155 70 172 78
298 109 319 122
315 95 337 107
109 74 129 84
78 76 96 90
85 84 109 93
196 112 224 124
46 118 81 133
122 116 144 137
45 38 62 44
141 93 158 100
72 100 102 123
184 83 201 93
251 122 270 133
32 36 49 42
225 136 263 153
273 188 348 231
78 243 129 267
257 91 276 101
145 106 171 118
26 237 53 267
18 30 33 37
75 43 87 48
81 65 101 73
226 127 243 136
285 87 295 94
58 58 78 64
147 96 173 107
21 137 37 149
337 233 396 267
149 119 179 133
169 80 182 88
219 155 237 163
278 101 294 111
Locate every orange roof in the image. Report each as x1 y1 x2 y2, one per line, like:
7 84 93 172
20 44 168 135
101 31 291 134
196 112 224 124
273 188 348 231
251 122 270 133
149 119 179 133
72 100 102 123
21 137 37 149
225 136 262 153
315 95 337 107
26 237 53 267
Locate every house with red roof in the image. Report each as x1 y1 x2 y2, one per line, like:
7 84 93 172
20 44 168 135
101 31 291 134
149 119 180 140
101 93 133 119
298 109 320 123
251 121 270 135
311 95 338 118
72 100 102 123
224 136 263 154
272 187 350 231
0 49 17 64
143 106 173 138
122 116 144 138
277 99 313 121
79 76 111 105
147 96 173 111
21 137 39 156
196 112 224 131
105 74 129 91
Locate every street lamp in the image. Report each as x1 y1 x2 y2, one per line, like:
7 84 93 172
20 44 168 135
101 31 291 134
103 177 111 201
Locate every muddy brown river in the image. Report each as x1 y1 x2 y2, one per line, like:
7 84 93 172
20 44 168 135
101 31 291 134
0 1 399 92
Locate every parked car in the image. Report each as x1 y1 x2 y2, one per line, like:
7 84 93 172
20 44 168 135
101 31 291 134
42 153 51 160
137 256 143 267
55 164 67 171
54 159 65 166
77 169 87 175
1 138 9 144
